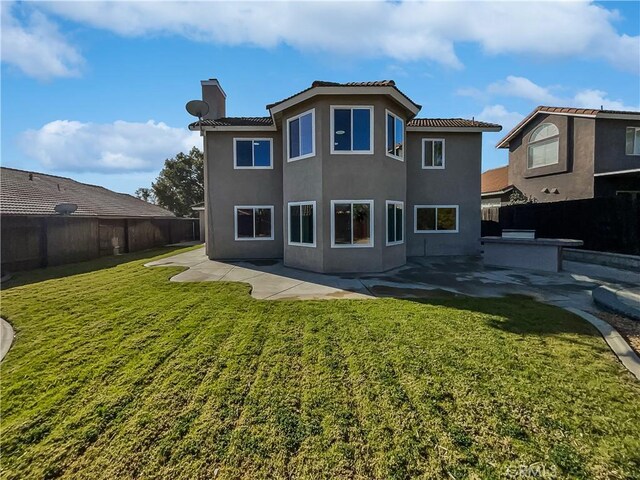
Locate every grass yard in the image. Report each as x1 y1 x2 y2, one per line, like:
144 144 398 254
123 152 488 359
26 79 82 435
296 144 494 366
1 247 639 479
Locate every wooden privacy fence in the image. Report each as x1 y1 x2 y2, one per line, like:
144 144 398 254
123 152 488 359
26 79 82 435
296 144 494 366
481 196 640 255
1 216 199 272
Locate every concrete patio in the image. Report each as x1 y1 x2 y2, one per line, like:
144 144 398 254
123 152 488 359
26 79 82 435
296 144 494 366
146 246 639 311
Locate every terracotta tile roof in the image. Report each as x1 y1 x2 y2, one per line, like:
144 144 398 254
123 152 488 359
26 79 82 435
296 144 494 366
534 106 640 116
481 165 512 194
266 80 421 110
1 167 176 217
408 118 501 129
497 105 640 148
190 117 274 129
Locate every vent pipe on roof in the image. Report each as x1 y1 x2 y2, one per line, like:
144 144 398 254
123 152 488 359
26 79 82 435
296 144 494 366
28 173 33 181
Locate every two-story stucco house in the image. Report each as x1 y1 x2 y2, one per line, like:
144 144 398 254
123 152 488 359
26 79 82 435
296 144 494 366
497 106 640 203
189 79 501 273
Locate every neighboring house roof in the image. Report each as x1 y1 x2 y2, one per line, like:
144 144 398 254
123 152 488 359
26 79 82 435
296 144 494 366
407 118 502 132
266 79 422 115
0 167 176 218
497 105 640 148
481 165 513 196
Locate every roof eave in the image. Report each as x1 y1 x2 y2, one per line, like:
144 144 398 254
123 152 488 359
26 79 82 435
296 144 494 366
481 186 514 197
188 125 277 132
407 126 502 133
596 112 640 121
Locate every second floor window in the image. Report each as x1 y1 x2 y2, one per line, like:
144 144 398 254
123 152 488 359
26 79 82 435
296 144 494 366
234 139 272 168
288 109 315 161
626 127 640 155
331 106 373 153
527 123 559 169
422 139 445 168
386 110 404 160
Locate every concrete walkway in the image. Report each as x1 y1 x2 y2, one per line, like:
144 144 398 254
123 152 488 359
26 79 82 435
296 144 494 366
146 247 638 311
1 318 14 361
146 248 372 300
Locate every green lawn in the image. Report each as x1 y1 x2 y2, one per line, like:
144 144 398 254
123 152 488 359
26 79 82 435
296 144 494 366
1 247 639 479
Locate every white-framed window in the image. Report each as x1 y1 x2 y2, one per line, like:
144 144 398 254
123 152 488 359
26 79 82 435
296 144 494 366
386 110 404 161
330 106 373 154
287 109 315 161
233 138 273 169
386 200 404 246
422 138 445 169
234 206 274 240
288 201 316 247
414 205 459 233
625 127 640 155
527 123 559 169
331 200 374 248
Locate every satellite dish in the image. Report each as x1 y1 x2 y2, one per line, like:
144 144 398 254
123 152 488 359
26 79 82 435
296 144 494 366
54 203 77 215
185 100 209 119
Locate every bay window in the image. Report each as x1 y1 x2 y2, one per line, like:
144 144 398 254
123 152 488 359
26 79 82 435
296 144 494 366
331 200 374 247
287 109 315 161
331 106 373 153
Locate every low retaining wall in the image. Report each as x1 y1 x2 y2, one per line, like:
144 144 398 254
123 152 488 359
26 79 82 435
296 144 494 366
563 248 640 271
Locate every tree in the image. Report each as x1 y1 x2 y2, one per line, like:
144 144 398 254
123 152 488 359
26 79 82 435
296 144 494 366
135 187 156 204
508 189 537 205
138 147 204 217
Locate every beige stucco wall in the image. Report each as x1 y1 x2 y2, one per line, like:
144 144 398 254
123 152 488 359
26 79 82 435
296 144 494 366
204 130 284 259
203 95 486 272
406 131 482 256
279 95 409 272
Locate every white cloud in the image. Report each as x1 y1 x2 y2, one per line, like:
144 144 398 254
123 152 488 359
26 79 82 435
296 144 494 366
0 1 83 80
476 105 525 134
487 76 561 105
38 0 639 73
467 76 638 116
572 89 637 111
19 120 200 173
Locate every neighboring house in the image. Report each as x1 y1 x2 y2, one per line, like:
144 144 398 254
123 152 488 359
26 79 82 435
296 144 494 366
190 79 501 273
481 165 516 207
1 167 197 272
497 106 640 202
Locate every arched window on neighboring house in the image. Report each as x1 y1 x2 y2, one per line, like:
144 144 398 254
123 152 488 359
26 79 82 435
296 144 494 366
527 123 559 169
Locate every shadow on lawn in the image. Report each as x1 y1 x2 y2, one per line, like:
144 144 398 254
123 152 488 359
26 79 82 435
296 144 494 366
0 246 188 290
404 294 601 339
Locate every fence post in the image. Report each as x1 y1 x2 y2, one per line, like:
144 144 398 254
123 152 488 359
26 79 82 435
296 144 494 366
39 217 48 268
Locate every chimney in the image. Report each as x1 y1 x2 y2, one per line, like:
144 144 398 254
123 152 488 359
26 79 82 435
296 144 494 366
201 78 226 120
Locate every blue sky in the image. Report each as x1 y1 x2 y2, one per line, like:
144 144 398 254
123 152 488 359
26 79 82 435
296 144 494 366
2 0 639 195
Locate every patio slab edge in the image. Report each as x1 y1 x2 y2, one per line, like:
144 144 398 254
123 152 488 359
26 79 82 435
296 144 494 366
566 307 640 381
1 317 15 361
592 286 640 321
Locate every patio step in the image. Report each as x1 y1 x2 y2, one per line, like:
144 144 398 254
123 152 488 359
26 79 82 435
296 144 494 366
593 286 640 321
